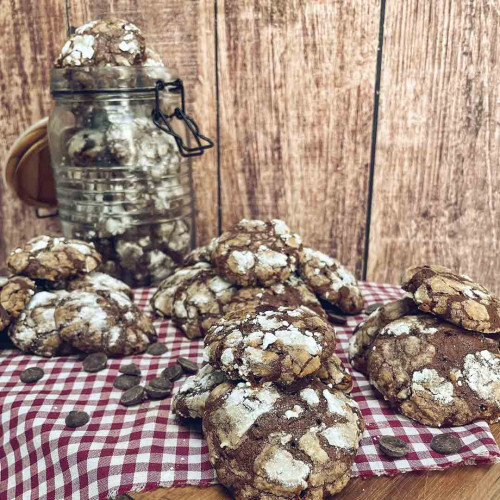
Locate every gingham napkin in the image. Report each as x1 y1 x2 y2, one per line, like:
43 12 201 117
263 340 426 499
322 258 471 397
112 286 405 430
0 283 498 500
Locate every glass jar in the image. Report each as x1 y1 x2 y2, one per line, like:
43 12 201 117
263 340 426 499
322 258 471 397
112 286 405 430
48 67 212 287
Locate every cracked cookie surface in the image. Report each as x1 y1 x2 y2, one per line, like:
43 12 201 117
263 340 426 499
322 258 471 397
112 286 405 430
7 235 102 282
367 314 500 426
65 272 133 298
204 305 336 385
348 297 418 375
0 276 35 330
55 18 147 68
212 219 302 287
151 262 210 317
183 237 219 266
203 380 364 499
402 265 500 333
172 268 237 339
299 247 363 314
317 353 353 393
223 274 326 320
9 291 72 357
55 290 157 356
173 363 227 419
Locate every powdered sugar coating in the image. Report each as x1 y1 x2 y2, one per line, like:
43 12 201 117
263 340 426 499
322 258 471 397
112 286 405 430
367 314 500 426
171 268 237 339
173 364 227 419
402 265 500 333
212 219 302 287
412 368 454 405
299 247 363 314
463 350 500 405
7 235 101 281
151 263 210 317
55 18 147 68
9 291 71 357
55 290 156 356
205 305 336 385
66 272 132 298
203 380 364 499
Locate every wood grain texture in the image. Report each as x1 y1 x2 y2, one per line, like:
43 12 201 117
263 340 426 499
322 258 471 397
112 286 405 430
216 0 380 277
0 0 64 260
131 424 500 500
367 0 500 291
66 0 218 246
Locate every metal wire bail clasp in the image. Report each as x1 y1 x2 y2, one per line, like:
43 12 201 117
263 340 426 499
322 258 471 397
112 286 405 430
152 79 214 158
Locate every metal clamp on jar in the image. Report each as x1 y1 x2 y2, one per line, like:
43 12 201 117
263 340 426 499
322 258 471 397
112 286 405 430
47 66 213 287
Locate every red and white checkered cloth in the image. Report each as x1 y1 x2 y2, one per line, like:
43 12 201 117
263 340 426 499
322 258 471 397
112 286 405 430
0 282 499 499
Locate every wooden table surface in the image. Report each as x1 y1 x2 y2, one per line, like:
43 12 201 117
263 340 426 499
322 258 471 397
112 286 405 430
130 424 500 500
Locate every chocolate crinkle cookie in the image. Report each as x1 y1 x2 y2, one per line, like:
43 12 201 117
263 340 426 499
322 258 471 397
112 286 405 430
402 265 500 334
299 247 364 314
7 235 102 282
172 268 237 339
172 364 227 419
203 380 364 499
212 219 302 287
151 262 210 317
64 272 133 299
183 237 219 266
348 296 418 375
55 18 148 68
0 276 35 330
204 305 336 385
367 314 500 427
9 291 73 357
54 290 157 356
317 353 353 393
223 274 327 321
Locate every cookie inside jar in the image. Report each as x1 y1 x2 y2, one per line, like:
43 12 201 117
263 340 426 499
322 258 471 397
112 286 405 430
48 19 212 287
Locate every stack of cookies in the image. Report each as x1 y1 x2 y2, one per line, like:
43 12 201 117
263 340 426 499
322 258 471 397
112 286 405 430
1 235 157 357
349 265 500 427
156 219 366 498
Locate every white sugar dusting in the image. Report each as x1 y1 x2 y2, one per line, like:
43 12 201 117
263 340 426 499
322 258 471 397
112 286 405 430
256 249 288 268
230 251 255 273
218 384 280 449
284 405 304 419
463 350 500 404
412 368 454 404
274 325 321 355
300 388 320 406
323 390 348 417
221 348 234 365
262 332 277 349
263 449 310 489
322 423 359 450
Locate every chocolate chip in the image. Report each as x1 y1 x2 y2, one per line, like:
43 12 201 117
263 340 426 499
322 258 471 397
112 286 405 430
65 410 90 428
120 385 145 407
161 364 183 381
378 436 409 458
145 377 173 400
430 434 461 455
119 363 141 376
177 357 199 374
83 352 108 373
365 303 384 314
146 342 168 356
149 376 173 391
20 367 44 383
113 374 141 390
326 312 347 325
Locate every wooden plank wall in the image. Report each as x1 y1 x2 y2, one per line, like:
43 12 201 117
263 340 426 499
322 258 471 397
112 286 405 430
0 1 498 290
